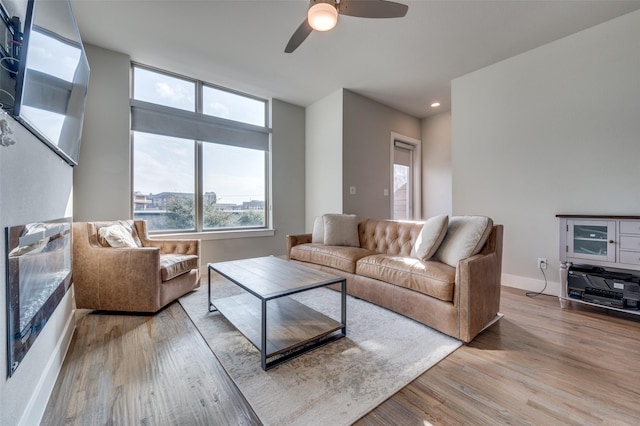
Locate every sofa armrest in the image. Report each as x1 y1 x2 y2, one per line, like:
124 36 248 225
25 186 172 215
456 224 503 343
286 234 312 259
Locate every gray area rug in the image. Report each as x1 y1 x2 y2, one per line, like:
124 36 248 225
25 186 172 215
179 275 462 426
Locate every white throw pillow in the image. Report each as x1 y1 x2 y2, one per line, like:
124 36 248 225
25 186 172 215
323 214 360 247
98 223 139 248
411 215 449 260
311 216 324 243
433 216 493 267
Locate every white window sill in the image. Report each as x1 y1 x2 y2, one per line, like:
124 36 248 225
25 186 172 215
152 228 275 241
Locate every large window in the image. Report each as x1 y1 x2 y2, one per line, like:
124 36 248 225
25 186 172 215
131 65 270 232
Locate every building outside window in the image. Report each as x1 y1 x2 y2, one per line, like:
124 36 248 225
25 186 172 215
130 64 270 232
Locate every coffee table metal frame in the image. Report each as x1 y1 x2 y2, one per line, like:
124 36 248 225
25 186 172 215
207 257 347 370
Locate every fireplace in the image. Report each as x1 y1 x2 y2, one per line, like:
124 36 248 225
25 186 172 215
5 217 72 377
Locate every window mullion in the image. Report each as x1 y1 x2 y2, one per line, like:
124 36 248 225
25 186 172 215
196 141 203 232
195 81 203 232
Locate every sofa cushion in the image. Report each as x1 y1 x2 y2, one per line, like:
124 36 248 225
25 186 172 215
356 254 415 290
159 253 199 281
434 216 493 267
290 243 373 274
311 216 324 243
323 214 360 247
411 215 448 260
410 260 457 302
356 255 456 302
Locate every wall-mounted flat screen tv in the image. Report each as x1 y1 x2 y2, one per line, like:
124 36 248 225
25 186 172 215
12 0 89 166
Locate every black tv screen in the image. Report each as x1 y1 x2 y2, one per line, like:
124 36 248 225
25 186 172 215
13 0 89 166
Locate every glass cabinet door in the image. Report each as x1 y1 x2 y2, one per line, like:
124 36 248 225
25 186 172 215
567 220 616 262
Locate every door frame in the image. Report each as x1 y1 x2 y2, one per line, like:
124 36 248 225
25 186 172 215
389 132 422 220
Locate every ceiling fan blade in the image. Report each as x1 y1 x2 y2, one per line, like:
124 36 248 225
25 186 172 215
338 0 408 19
285 19 314 53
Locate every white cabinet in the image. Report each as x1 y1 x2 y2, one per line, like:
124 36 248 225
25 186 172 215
557 215 640 316
564 219 616 263
618 220 640 268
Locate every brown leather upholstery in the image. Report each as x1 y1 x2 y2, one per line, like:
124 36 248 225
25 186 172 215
290 243 374 273
356 255 456 302
286 219 503 343
73 220 200 313
358 219 423 256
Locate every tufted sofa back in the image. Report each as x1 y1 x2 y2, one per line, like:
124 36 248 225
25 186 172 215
358 219 424 256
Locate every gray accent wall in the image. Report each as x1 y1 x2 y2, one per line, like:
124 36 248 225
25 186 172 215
451 10 640 294
74 45 306 262
0 116 75 426
305 89 421 227
342 90 421 220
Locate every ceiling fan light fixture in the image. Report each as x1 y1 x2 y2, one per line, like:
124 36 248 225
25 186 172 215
308 2 338 32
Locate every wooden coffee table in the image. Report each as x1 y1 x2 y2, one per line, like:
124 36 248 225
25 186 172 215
207 256 346 370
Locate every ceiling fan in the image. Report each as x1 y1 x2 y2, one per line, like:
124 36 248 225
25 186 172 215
285 0 409 53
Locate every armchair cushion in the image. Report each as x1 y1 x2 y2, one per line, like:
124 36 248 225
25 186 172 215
160 253 199 281
96 220 142 248
98 223 138 248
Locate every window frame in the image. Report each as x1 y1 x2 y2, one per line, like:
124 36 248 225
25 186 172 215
130 63 272 236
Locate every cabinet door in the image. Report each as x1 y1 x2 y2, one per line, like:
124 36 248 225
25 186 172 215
567 220 616 263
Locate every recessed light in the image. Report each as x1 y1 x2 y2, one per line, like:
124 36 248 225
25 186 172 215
431 102 441 108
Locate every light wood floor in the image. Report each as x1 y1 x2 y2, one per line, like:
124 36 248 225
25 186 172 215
42 287 640 425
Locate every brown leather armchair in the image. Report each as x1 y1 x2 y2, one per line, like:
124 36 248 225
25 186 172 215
72 220 200 313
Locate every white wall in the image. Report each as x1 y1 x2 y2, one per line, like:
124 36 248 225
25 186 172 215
421 112 452 218
0 116 75 426
342 90 421 220
74 45 306 262
452 10 640 295
305 89 343 230
73 44 131 221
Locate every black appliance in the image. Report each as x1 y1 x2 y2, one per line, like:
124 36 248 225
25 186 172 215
568 264 640 310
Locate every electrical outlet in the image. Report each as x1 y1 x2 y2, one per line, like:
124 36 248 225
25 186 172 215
537 258 547 270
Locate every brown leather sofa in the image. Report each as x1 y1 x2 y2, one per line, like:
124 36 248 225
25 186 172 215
73 220 200 313
287 218 503 343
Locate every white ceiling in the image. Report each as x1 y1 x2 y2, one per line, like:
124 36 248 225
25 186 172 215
71 0 640 118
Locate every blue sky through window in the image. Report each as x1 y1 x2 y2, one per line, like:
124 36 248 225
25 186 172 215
133 67 266 205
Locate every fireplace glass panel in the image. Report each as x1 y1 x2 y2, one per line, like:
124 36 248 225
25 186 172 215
5 217 72 376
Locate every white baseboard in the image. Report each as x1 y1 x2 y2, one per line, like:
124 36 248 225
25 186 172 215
501 272 561 297
18 293 76 426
